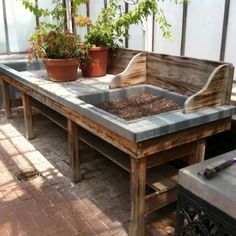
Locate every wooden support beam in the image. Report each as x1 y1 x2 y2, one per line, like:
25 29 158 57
1 79 11 119
67 119 81 182
129 157 146 236
187 139 206 165
22 93 35 140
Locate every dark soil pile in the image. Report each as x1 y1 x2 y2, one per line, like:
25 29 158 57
97 92 182 120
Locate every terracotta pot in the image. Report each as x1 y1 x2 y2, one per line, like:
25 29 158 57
81 47 109 77
44 58 80 82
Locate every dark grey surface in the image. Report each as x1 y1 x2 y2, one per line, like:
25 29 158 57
3 60 45 71
0 61 235 142
179 149 236 219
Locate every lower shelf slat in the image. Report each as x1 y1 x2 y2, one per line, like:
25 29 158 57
146 164 178 193
80 128 130 172
145 187 178 214
31 98 67 130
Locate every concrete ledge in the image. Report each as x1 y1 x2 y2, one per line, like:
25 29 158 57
179 149 236 220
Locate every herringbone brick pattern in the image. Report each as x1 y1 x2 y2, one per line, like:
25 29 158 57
0 108 175 236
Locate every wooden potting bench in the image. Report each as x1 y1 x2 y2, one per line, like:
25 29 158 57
0 48 235 236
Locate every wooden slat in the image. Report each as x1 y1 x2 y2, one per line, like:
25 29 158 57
145 187 177 214
31 98 67 130
107 48 141 75
146 52 223 96
1 78 11 119
139 117 231 158
146 164 178 193
109 53 146 89
79 128 130 172
22 93 35 140
184 64 234 113
146 141 195 168
147 174 175 193
79 127 197 176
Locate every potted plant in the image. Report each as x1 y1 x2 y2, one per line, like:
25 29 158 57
22 0 88 81
76 0 174 77
28 29 83 81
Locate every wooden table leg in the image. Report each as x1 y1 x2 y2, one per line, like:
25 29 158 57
129 157 146 236
1 79 11 119
187 139 206 165
22 93 35 140
67 119 81 183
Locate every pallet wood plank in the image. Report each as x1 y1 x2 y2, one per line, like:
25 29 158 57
108 48 141 75
145 187 177 214
109 53 146 89
146 142 195 168
146 52 223 96
184 64 234 113
139 118 231 158
187 139 206 165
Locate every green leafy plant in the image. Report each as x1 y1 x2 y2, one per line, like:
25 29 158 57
28 30 82 60
76 0 183 49
21 0 88 60
21 0 88 32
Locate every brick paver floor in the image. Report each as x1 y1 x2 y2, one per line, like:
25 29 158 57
0 107 175 236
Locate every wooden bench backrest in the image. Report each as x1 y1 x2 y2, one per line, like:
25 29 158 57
108 48 232 96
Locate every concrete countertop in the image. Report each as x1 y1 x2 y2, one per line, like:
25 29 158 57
179 150 236 219
0 62 235 142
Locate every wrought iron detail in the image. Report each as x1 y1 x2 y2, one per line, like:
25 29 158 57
176 185 236 236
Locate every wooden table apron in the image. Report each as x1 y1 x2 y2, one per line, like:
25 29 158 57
0 75 232 236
